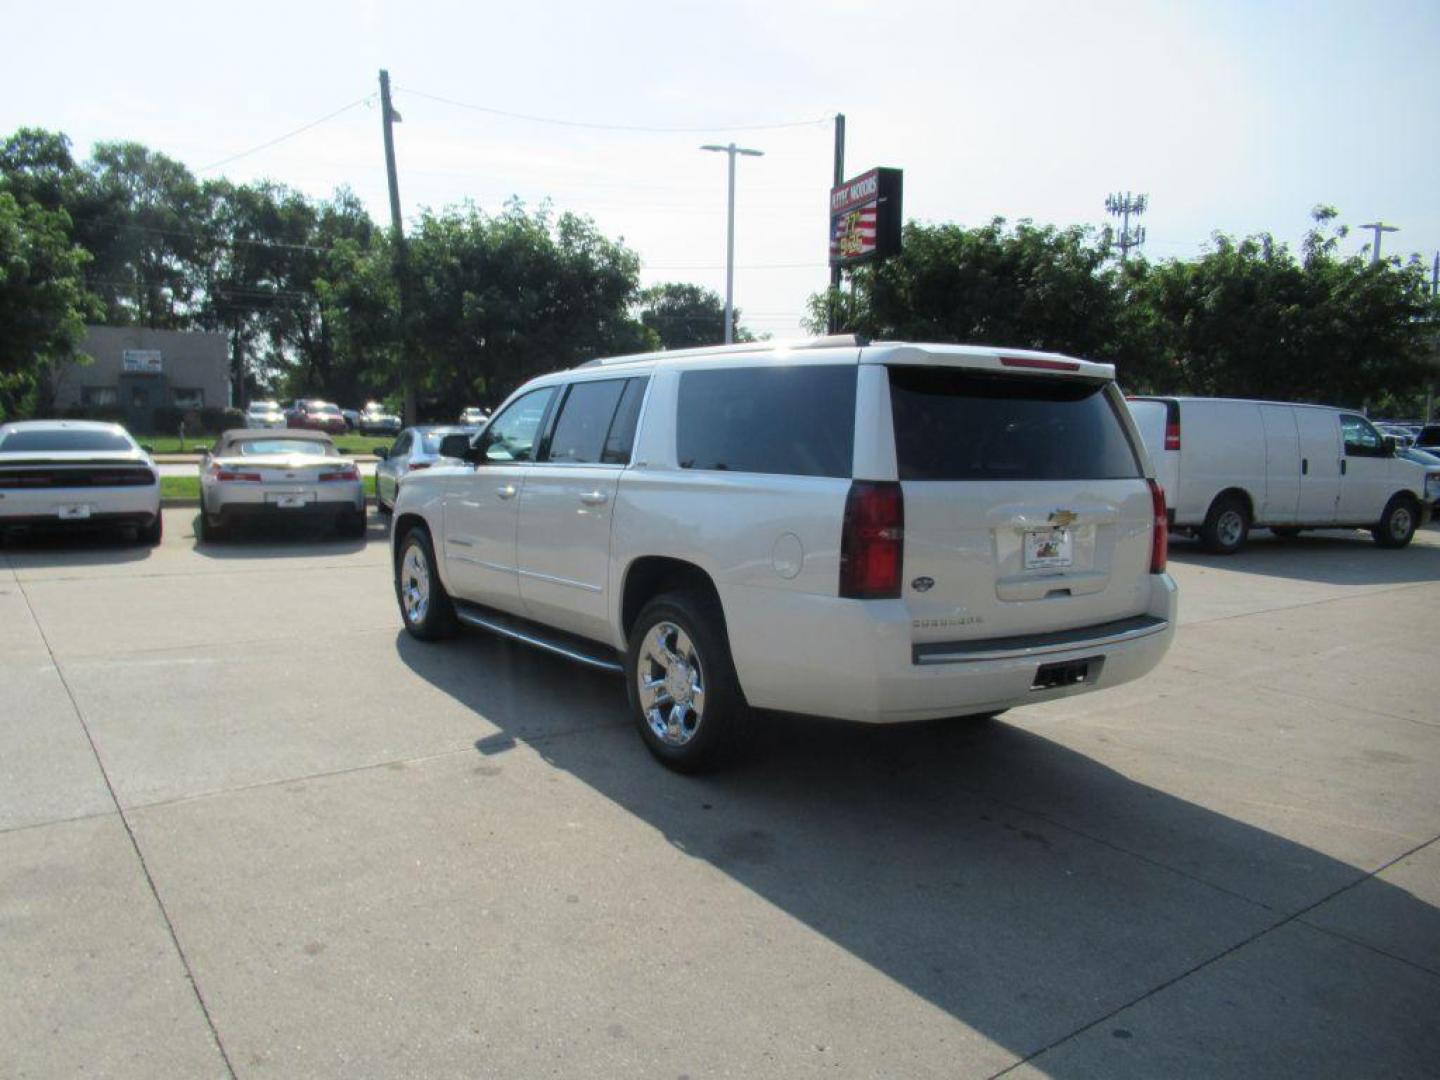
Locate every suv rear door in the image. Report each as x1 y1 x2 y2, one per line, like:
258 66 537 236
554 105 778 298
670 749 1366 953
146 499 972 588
883 360 1156 644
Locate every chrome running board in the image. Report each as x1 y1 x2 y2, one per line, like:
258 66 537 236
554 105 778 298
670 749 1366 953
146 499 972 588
452 602 624 674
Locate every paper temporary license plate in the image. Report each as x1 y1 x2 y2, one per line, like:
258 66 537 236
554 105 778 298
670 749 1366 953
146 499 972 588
57 504 92 520
1023 527 1073 569
268 493 311 509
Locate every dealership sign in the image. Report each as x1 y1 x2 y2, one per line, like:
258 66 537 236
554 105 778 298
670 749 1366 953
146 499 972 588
829 167 903 268
122 349 163 374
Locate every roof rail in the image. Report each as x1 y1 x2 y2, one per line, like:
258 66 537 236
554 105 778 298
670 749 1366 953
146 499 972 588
575 334 864 368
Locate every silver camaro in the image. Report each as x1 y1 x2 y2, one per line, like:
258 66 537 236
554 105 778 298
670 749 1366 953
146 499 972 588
199 429 365 542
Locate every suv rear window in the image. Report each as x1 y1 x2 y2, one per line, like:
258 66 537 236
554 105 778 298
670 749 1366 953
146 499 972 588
888 367 1141 481
677 365 856 478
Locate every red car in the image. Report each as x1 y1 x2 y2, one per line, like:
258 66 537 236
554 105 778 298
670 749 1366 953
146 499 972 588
287 400 348 435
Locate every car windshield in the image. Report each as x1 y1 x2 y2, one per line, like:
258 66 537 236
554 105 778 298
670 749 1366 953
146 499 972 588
233 439 332 456
248 402 279 412
0 429 135 453
421 430 474 453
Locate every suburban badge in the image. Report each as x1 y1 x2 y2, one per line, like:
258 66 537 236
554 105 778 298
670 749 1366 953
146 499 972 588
911 576 935 592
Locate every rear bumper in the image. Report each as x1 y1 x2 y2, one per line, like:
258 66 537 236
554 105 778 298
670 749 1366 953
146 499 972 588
724 574 1178 723
0 487 160 531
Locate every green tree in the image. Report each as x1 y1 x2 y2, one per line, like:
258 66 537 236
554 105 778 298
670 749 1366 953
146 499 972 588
407 200 648 412
806 217 1137 373
0 193 97 418
1135 208 1438 404
637 282 754 348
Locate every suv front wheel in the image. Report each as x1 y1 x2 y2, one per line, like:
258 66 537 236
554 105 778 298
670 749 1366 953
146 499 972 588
626 592 747 773
396 527 458 640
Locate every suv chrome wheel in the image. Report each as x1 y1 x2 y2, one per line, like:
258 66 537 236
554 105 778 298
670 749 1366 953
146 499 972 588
1215 509 1245 548
636 621 706 746
400 545 431 625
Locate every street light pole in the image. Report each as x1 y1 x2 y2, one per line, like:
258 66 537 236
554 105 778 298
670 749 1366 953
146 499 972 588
1358 221 1398 266
701 143 764 344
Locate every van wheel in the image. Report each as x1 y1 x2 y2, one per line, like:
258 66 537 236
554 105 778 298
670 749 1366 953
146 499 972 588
627 591 747 774
1200 495 1249 554
1372 495 1418 549
396 526 458 639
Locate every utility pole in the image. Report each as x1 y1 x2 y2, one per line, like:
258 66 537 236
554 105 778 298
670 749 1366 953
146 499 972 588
1105 192 1148 262
828 113 845 334
379 69 416 424
700 143 764 344
1358 221 1398 266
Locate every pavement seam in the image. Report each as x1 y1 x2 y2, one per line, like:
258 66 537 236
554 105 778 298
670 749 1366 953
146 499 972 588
984 831 1440 1079
121 716 631 817
0 807 122 838
1293 916 1440 981
1176 574 1438 630
12 575 241 1080
1163 662 1440 731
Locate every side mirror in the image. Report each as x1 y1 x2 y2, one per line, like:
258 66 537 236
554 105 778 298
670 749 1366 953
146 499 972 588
1382 435 1398 455
439 433 474 461
374 446 389 460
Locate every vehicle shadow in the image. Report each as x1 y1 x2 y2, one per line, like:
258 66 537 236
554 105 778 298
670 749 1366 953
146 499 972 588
185 511 387 558
1169 527 1440 586
394 630 1440 1076
0 526 157 567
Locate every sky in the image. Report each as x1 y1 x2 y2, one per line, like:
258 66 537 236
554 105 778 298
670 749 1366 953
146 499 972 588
4 0 1438 339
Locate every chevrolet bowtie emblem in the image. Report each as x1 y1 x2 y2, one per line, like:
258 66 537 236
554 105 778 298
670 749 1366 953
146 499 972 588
1049 510 1078 528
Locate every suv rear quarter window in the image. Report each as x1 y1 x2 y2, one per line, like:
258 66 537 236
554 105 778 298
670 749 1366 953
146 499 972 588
888 367 1141 481
676 365 857 478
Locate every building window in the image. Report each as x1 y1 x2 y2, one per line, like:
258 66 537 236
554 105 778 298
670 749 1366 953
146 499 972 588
171 387 204 408
82 386 120 407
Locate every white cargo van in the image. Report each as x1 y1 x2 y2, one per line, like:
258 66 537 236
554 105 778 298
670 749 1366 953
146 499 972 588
1128 397 1438 553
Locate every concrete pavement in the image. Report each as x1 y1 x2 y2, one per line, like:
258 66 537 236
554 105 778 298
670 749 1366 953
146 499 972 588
2 514 1437 1078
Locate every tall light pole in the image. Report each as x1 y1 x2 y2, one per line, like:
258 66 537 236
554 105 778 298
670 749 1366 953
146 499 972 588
1359 221 1398 266
701 143 764 343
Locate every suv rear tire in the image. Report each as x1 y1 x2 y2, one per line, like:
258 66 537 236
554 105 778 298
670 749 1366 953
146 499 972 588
627 591 747 774
396 526 458 640
1200 494 1249 554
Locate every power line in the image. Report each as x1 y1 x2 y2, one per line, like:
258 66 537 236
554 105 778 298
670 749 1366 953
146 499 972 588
198 94 375 172
397 86 829 135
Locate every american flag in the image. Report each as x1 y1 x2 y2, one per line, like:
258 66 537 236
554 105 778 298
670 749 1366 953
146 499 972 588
831 203 878 261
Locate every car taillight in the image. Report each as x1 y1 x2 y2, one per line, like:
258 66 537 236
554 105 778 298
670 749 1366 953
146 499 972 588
1148 478 1168 574
407 462 430 472
319 466 360 482
840 481 904 599
210 463 262 482
1164 419 1180 451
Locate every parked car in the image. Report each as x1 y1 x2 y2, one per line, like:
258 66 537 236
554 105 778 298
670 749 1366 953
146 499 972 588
341 407 361 431
245 400 287 429
373 425 481 513
1399 446 1440 505
458 406 489 425
0 420 161 544
358 401 402 436
1376 423 1415 449
199 429 365 542
286 399 348 435
1127 396 1434 553
1415 424 1440 451
390 336 1177 772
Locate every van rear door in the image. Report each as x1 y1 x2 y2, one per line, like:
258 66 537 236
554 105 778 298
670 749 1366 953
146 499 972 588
885 363 1157 644
1126 398 1178 504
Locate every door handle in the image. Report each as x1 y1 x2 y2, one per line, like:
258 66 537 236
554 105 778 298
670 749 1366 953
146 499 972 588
495 484 518 500
580 490 609 506
1340 459 1347 476
1301 458 1308 475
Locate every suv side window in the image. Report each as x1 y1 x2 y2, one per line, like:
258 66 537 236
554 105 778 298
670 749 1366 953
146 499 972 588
1341 414 1384 457
676 365 857 478
602 378 648 465
545 379 628 464
478 387 556 463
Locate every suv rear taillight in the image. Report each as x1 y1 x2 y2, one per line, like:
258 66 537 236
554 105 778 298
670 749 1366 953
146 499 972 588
840 481 904 599
1164 420 1180 451
1148 479 1168 574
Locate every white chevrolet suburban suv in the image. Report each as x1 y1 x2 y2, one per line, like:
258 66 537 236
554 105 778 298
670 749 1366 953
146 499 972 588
391 336 1177 771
